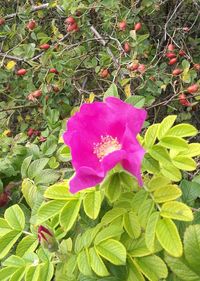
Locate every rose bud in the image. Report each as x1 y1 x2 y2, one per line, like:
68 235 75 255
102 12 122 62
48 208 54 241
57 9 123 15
38 225 58 252
39 136 46 142
27 128 34 137
0 192 9 207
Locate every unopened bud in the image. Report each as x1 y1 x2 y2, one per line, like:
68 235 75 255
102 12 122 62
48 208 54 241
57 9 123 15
38 225 58 252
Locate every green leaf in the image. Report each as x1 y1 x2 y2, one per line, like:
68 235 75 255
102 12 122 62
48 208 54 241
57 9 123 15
59 199 81 231
36 200 66 224
104 83 119 99
44 181 76 200
153 184 182 203
28 158 49 179
144 124 159 148
167 124 197 137
180 180 200 206
104 173 121 203
156 218 182 257
142 154 160 174
125 95 145 108
101 208 127 225
124 211 141 239
34 169 60 185
0 230 22 259
89 247 109 277
160 201 193 221
182 143 200 157
165 255 200 281
77 249 93 276
0 218 12 236
157 115 177 140
16 235 38 257
138 199 154 228
160 164 182 182
4 204 25 231
145 212 160 252
172 156 196 171
135 255 168 281
96 239 126 265
160 136 189 151
39 262 54 281
127 258 145 281
0 267 17 281
184 225 200 275
149 145 171 164
148 176 171 192
22 179 37 208
9 267 25 281
3 255 25 267
21 156 33 179
129 236 152 257
83 190 102 219
25 265 40 281
94 225 123 245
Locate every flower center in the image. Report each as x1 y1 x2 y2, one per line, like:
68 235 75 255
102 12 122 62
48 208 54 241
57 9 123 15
93 135 122 161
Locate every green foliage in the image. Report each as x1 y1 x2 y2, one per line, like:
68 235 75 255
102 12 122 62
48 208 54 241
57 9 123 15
0 0 200 279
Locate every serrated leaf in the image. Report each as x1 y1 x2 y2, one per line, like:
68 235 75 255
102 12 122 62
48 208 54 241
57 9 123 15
0 230 22 259
22 179 37 208
182 143 200 157
154 185 182 203
160 136 189 151
172 156 196 171
138 199 155 228
184 225 200 275
28 158 49 179
94 225 123 245
44 181 75 200
21 156 33 179
127 258 145 281
104 173 121 203
89 247 109 277
101 208 126 225
78 249 92 276
167 124 197 137
83 190 102 219
148 176 171 192
145 212 160 252
16 235 38 257
156 218 182 257
149 145 171 164
104 83 119 99
39 262 54 281
160 164 182 182
165 255 200 281
34 169 60 185
124 211 141 239
9 267 25 281
36 200 66 224
144 124 159 148
157 115 177 140
96 239 126 265
160 201 193 221
125 95 145 108
0 267 17 281
142 154 160 174
59 199 81 231
129 235 152 257
4 204 25 231
25 265 40 281
135 255 168 281
3 255 25 267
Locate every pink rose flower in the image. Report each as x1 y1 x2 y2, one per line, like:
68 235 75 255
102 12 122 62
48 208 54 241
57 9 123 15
63 97 147 193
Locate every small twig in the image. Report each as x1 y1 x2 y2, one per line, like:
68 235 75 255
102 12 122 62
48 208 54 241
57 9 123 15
90 25 119 70
0 104 37 112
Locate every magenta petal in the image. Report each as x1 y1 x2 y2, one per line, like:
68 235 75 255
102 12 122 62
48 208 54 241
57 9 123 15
69 167 104 193
101 150 126 172
63 97 147 193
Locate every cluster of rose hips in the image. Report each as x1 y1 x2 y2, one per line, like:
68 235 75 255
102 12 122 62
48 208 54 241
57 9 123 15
179 84 199 107
127 62 146 74
165 43 186 76
64 16 79 32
